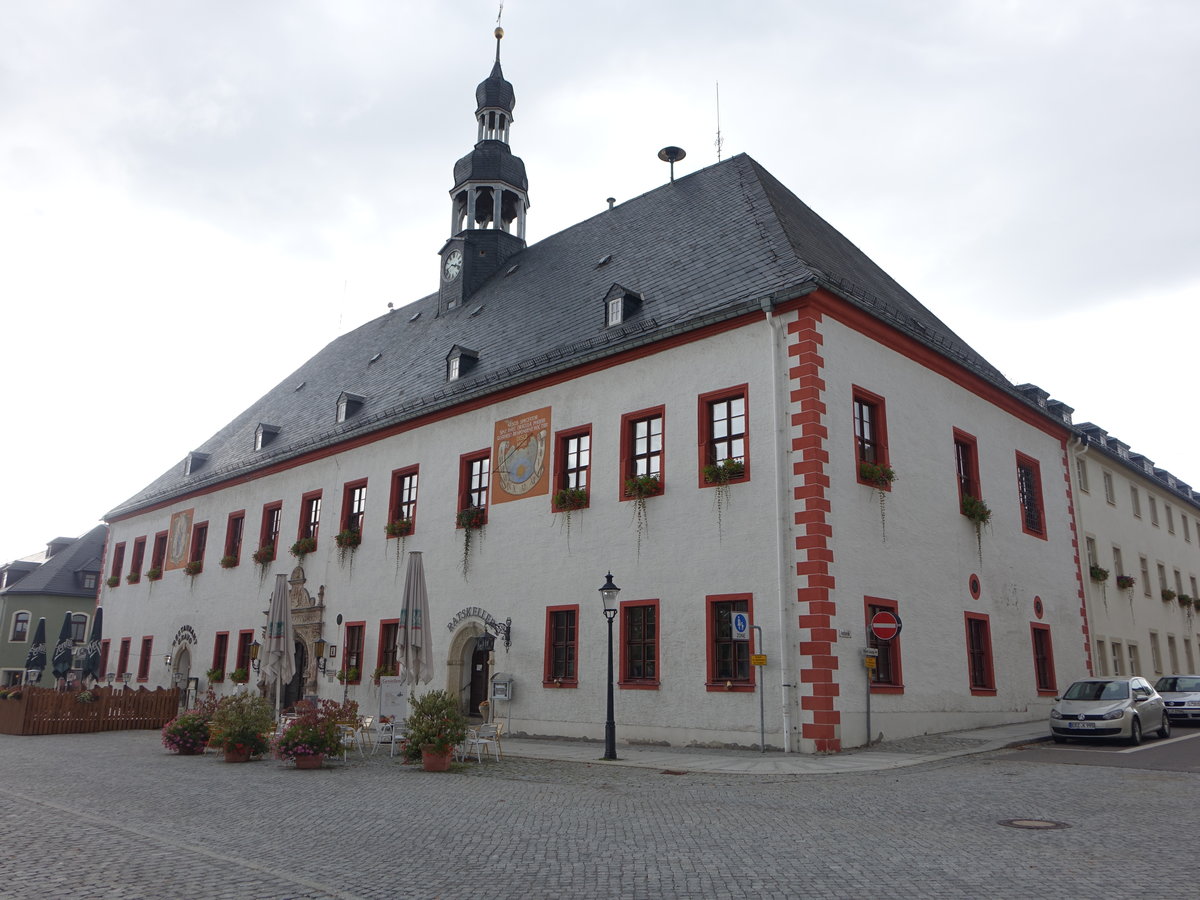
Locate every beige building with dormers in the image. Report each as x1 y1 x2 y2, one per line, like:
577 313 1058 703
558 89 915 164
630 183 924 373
1069 420 1200 680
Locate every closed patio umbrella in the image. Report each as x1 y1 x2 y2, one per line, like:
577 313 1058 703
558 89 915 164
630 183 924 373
80 607 103 684
260 574 295 713
24 617 47 683
397 551 433 685
50 611 74 685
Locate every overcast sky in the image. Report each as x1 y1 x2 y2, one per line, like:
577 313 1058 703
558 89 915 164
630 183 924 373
2 0 1197 563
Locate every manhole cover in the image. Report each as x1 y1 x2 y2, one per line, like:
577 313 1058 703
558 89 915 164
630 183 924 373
998 819 1069 830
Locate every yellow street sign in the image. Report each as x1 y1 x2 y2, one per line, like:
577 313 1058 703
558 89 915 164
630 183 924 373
750 654 767 667
864 657 877 669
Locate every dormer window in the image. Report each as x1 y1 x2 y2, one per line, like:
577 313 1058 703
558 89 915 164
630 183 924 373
603 283 643 328
446 346 479 382
254 424 280 451
183 451 209 476
337 392 365 423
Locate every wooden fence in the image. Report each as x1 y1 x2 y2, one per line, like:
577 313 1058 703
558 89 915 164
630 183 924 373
0 685 180 735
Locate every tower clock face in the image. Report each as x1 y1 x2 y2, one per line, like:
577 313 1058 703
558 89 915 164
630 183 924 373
443 249 463 282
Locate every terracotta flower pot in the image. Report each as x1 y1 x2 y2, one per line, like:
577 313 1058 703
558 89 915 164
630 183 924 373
293 754 324 770
177 744 207 756
421 746 452 772
224 749 251 763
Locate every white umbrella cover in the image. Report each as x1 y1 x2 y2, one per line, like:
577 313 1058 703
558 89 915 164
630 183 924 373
260 573 296 711
398 551 433 685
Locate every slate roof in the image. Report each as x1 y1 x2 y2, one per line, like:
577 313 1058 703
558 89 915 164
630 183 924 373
453 140 528 191
476 59 515 114
106 153 1030 519
0 525 107 599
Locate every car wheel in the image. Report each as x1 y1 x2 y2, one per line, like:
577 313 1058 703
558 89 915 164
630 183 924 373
1158 713 1171 740
1128 717 1142 746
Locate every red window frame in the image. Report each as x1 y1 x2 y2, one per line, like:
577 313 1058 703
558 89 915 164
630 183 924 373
235 630 254 675
137 636 153 682
852 386 889 485
211 632 229 681
543 605 579 687
117 638 131 678
1016 451 1046 539
377 619 399 678
110 542 126 582
620 405 665 500
953 428 980 512
458 450 491 522
224 510 245 565
698 386 749 487
341 479 367 535
1030 624 1056 695
129 537 146 580
705 593 755 692
260 501 282 558
865 597 904 694
99 640 110 679
552 425 592 510
619 598 659 689
343 621 365 684
189 521 208 570
299 490 322 543
151 531 168 572
964 612 996 695
388 465 419 535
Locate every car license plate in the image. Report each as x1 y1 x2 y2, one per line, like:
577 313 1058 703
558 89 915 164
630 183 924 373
1067 721 1096 729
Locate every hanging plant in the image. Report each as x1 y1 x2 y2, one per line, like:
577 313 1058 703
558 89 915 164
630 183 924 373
146 566 163 582
961 495 991 564
371 663 398 685
125 571 141 585
1089 565 1109 583
184 560 203 576
106 575 120 589
385 519 413 575
290 537 317 560
703 459 745 539
219 554 238 569
552 487 589 549
206 667 225 683
858 462 896 542
1116 574 1135 592
624 475 661 559
334 528 361 570
1178 593 1193 609
1162 588 1177 603
252 545 275 566
456 506 486 580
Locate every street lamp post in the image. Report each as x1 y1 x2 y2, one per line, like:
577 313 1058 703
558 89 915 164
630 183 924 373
599 572 620 760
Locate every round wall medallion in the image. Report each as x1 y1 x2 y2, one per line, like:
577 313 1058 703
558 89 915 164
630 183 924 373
1034 596 1044 619
969 574 981 600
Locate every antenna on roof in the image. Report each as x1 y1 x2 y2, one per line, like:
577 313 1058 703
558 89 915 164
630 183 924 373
714 82 724 162
658 146 686 183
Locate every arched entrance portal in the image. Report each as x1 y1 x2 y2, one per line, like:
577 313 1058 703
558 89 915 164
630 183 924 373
282 640 307 709
172 645 192 708
447 623 491 719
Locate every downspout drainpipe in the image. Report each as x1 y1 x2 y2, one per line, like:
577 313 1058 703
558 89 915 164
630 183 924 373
1067 435 1094 676
762 298 793 752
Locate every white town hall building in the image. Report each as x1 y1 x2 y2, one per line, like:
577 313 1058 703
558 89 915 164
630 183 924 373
97 29 1089 753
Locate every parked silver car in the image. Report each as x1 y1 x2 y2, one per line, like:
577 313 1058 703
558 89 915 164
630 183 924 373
1154 675 1200 724
1049 676 1171 745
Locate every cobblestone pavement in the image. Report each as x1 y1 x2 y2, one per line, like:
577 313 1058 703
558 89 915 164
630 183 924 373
0 730 1189 899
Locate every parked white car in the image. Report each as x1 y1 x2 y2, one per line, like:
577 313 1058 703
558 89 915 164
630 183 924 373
1154 675 1200 724
1049 676 1171 745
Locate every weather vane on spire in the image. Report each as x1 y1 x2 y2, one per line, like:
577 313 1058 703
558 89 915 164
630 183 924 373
495 1 505 60
497 2 504 26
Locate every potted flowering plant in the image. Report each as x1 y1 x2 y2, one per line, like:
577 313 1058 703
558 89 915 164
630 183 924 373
456 506 486 580
551 487 589 547
372 663 397 684
220 554 238 569
334 528 361 569
228 668 249 685
1089 565 1110 583
857 461 895 542
161 710 212 755
75 690 97 703
106 575 120 589
252 545 275 566
290 537 317 560
1116 574 1136 591
403 689 468 771
209 693 274 762
272 702 344 768
125 571 141 584
961 495 992 563
335 666 360 684
1162 588 1177 603
184 560 203 576
624 474 661 557
146 567 163 582
206 666 225 683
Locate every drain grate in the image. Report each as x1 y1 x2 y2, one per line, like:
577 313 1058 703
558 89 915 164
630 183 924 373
998 819 1069 830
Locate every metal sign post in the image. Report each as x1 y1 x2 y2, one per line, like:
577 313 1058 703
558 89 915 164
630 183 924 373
863 647 879 746
752 625 765 753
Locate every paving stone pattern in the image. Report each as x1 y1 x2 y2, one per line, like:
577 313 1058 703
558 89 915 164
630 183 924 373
0 731 1187 899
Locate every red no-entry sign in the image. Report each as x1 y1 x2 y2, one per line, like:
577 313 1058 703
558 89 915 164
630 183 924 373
870 610 902 642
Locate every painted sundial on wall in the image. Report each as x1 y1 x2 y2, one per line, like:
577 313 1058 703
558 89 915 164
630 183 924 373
496 429 547 496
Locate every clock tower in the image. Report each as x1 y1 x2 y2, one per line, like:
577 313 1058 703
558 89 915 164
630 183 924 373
439 27 529 314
